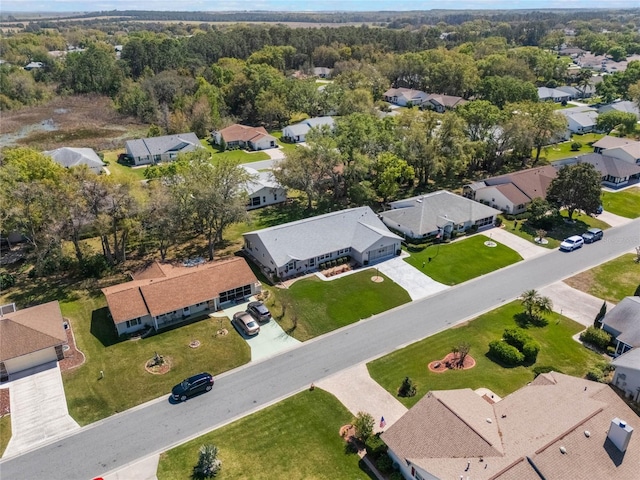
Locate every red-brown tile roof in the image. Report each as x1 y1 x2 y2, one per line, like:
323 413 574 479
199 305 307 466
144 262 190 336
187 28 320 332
0 301 67 361
219 124 272 144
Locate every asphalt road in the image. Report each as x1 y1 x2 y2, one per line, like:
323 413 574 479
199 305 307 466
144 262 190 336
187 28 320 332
1 219 639 480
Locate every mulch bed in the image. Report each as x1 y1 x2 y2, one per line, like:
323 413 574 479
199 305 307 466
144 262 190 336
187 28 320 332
428 352 476 373
58 319 86 372
0 389 9 417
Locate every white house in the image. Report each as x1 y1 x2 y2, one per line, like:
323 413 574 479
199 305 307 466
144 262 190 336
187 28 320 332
553 153 640 188
602 143 640 165
566 110 599 134
379 191 500 240
383 87 429 107
602 296 640 356
102 257 260 336
537 87 571 103
242 166 287 210
213 124 277 151
44 147 106 174
592 135 638 154
0 302 67 381
243 206 402 280
612 348 640 404
125 132 202 166
423 93 467 113
282 117 335 143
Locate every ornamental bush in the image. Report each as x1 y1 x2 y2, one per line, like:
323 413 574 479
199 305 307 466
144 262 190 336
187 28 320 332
579 326 611 350
503 328 531 350
488 340 525 366
522 340 541 363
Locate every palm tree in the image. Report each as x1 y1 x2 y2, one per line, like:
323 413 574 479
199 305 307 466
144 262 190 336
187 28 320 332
519 289 553 320
193 444 221 479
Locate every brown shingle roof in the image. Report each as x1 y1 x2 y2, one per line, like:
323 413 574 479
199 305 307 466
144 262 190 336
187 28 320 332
493 183 531 205
592 135 637 150
0 301 67 361
219 124 272 144
484 165 557 202
102 257 258 323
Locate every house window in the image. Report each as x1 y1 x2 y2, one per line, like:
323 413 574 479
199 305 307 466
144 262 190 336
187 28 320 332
251 197 261 206
153 154 161 162
274 193 278 201
126 318 141 329
219 285 252 303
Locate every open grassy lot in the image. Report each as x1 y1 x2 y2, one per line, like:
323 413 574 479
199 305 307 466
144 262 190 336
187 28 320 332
157 388 372 480
601 188 640 219
536 133 604 162
200 139 270 163
564 253 640 303
500 211 611 249
368 301 604 407
403 235 522 285
267 271 411 342
0 415 11 457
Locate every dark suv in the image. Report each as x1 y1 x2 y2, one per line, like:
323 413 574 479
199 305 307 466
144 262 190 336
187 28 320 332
171 372 214 401
247 301 271 323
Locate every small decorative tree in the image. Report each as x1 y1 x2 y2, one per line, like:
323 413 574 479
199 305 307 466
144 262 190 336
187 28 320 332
193 444 221 479
456 342 471 368
397 376 416 397
535 229 547 243
594 301 607 328
352 411 375 442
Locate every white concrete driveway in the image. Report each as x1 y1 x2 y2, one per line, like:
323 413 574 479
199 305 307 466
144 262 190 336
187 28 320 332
597 210 633 228
375 256 449 301
539 282 616 328
480 228 548 260
3 362 79 458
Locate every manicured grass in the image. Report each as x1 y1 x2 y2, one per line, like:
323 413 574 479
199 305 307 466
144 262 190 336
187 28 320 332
367 301 604 407
102 150 148 181
267 271 411 341
404 235 522 285
565 253 640 303
500 211 611 249
536 133 604 162
60 292 250 425
0 415 11 457
200 139 270 163
271 130 299 156
602 188 640 219
157 388 372 480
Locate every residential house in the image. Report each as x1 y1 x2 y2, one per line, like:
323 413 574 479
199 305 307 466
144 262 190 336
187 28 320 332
379 191 500 240
592 135 638 154
44 147 106 174
102 257 260 336
24 61 44 70
463 165 557 214
599 100 640 119
282 117 335 143
243 206 402 280
554 153 640 188
612 348 640 404
560 106 599 134
242 166 286 210
537 87 571 103
382 372 640 480
423 93 467 113
124 132 202 166
557 84 596 99
213 124 277 151
383 87 429 107
602 296 640 356
0 302 67 381
312 67 332 78
603 143 640 165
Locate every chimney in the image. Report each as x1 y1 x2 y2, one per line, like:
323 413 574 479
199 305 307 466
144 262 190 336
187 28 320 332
607 418 633 452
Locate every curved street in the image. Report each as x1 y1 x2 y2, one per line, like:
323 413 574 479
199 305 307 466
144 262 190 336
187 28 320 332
1 219 638 480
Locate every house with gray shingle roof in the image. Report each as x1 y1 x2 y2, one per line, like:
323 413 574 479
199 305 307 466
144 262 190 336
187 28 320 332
537 87 571 103
565 110 599 134
383 87 429 107
612 348 640 404
124 132 202 166
602 296 640 356
379 191 500 240
599 100 640 119
382 372 640 480
243 206 401 280
592 135 637 154
603 143 640 166
44 147 106 174
282 117 334 143
241 166 286 210
554 153 640 188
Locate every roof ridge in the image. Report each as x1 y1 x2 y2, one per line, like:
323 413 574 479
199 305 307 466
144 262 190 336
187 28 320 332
435 396 498 448
1 318 62 345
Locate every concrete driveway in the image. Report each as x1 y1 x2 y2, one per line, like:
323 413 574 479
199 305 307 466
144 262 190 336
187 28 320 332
3 362 79 458
375 255 449 300
480 228 548 260
597 210 633 228
222 300 301 362
539 282 616 327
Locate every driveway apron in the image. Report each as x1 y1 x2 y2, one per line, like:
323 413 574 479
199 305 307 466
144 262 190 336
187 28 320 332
375 256 449 300
539 282 616 328
3 362 79 458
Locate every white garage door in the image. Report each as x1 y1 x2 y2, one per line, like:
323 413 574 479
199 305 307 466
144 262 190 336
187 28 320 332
4 348 58 376
368 244 396 261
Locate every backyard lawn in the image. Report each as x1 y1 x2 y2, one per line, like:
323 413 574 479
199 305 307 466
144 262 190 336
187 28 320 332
367 301 604 408
267 271 411 341
404 235 522 285
271 130 299 156
200 139 270 163
500 211 611 249
536 133 604 162
564 253 640 303
102 150 148 181
157 388 372 480
601 188 640 219
0 415 11 457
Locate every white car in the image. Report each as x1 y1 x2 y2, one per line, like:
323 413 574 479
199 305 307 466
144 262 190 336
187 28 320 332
560 235 584 251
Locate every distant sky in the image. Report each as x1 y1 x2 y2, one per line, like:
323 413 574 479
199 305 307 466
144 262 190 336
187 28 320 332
2 1 637 14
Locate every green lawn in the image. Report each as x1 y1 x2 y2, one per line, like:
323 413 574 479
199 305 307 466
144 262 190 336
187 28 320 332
601 188 640 219
267 271 411 342
271 130 299 156
536 133 604 162
565 253 640 303
200 139 270 163
403 235 522 285
367 301 604 407
0 415 11 458
157 388 372 480
102 150 148 181
500 211 611 249
59 292 250 425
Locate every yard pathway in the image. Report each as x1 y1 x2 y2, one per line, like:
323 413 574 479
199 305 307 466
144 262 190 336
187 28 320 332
539 282 616 328
315 363 408 434
480 228 548 260
375 255 449 301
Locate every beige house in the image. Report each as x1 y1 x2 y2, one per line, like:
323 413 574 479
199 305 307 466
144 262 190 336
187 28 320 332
602 143 640 166
382 372 640 480
213 124 277 151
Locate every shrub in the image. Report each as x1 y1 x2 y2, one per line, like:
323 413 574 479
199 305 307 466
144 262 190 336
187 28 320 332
80 254 111 278
522 340 541 362
495 217 503 227
193 444 221 479
397 376 417 397
503 328 531 350
337 257 344 265
390 472 404 480
352 412 375 442
376 454 394 474
533 365 563 377
0 272 16 290
579 326 611 350
365 434 387 458
570 141 583 151
488 340 525 365
607 345 616 355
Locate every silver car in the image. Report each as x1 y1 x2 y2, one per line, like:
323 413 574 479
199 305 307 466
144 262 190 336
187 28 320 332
560 235 584 251
233 311 260 336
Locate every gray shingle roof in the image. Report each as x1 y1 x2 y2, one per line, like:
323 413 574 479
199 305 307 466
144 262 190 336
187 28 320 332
44 147 105 173
603 297 640 347
381 191 500 236
572 153 640 178
598 101 640 117
241 166 282 195
125 132 201 158
611 347 640 370
592 135 637 150
244 206 400 267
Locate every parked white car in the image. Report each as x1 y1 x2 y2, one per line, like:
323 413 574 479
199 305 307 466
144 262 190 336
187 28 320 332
560 235 584 251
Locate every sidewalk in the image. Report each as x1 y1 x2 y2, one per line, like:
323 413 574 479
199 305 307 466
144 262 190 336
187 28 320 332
480 228 548 260
539 282 616 327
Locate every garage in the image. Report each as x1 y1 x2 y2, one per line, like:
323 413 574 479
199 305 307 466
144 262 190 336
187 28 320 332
4 348 59 376
368 244 397 262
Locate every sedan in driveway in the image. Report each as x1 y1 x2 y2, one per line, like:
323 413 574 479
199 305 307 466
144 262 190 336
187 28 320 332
582 228 603 243
247 301 271 323
233 311 260 336
560 235 584 251
171 372 214 402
